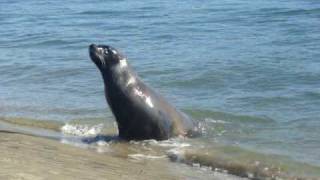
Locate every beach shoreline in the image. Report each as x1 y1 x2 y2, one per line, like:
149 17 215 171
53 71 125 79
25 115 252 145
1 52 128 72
1 118 320 179
0 130 245 180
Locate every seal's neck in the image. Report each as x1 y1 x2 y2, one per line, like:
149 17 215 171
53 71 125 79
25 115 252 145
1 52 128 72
101 62 136 90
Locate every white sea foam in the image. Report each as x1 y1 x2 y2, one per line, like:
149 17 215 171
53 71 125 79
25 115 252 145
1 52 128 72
131 139 191 148
130 139 158 145
61 123 104 137
128 154 166 160
205 118 229 124
166 148 186 162
60 138 89 148
157 141 191 148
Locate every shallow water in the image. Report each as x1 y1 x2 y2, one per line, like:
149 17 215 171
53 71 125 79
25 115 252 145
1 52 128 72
0 0 320 178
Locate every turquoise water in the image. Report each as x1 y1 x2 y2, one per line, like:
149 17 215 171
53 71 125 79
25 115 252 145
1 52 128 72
1 0 320 170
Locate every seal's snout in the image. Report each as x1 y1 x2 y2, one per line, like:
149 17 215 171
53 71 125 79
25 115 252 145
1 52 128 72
89 44 97 56
89 44 111 56
89 44 96 51
89 44 104 55
89 44 106 68
89 43 124 67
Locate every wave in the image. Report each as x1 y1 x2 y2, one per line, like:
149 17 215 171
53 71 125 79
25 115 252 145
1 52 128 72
115 138 320 179
32 39 79 47
0 117 62 131
0 116 118 136
77 10 140 17
271 8 320 17
168 143 320 179
184 108 275 124
77 10 120 15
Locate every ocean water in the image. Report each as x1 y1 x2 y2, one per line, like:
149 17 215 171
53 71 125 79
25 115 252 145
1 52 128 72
1 0 320 178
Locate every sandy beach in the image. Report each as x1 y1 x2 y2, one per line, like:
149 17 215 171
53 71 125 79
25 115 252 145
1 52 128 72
1 117 320 180
0 130 246 180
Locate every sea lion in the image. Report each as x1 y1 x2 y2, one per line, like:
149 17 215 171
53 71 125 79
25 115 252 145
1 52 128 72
89 44 199 140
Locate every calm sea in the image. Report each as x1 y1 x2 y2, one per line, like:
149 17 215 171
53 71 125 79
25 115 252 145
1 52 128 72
1 0 320 173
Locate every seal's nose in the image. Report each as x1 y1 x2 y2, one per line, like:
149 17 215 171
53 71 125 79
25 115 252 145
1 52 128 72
89 44 104 54
89 44 96 53
89 44 104 55
89 44 97 51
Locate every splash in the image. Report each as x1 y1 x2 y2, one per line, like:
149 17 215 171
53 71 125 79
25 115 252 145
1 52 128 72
61 123 104 137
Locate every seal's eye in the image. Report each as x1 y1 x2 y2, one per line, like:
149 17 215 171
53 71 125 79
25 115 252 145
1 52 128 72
104 49 109 55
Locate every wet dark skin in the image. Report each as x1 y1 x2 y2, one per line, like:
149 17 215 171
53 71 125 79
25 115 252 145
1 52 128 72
89 44 199 140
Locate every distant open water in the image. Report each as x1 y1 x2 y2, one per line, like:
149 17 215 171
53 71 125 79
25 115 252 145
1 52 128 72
1 0 320 169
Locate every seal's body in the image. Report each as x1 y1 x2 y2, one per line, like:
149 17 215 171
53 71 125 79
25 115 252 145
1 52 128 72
89 44 198 140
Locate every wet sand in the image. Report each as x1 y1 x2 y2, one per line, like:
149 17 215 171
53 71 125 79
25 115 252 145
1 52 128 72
0 131 243 180
1 118 319 179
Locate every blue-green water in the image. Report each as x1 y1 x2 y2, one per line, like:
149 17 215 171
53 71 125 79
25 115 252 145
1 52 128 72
0 0 320 172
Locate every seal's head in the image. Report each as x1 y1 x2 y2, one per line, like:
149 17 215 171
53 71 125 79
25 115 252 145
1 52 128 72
89 44 125 70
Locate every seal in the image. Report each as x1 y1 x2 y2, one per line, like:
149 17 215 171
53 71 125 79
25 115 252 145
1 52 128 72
89 44 199 140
